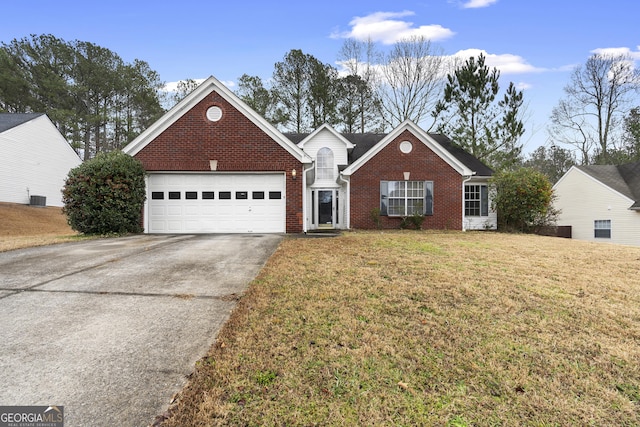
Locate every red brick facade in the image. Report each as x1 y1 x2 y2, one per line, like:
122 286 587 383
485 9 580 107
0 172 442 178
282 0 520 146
349 130 463 230
133 91 305 233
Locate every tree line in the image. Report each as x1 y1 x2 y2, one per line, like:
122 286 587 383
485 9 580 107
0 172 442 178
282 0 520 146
0 34 165 160
2 33 639 180
236 38 526 171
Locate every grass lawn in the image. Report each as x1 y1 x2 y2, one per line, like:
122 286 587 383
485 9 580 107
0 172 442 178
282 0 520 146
0 202 80 252
161 231 640 426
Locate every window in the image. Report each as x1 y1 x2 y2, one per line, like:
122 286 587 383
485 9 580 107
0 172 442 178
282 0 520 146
151 192 164 200
168 192 181 200
380 181 433 216
317 147 334 180
269 191 282 199
219 191 232 200
594 220 611 238
185 191 198 200
252 191 265 199
202 191 215 199
465 185 489 216
236 191 248 200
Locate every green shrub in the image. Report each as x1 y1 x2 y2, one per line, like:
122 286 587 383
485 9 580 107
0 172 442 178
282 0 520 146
62 151 146 234
370 207 382 229
400 212 425 230
490 167 558 232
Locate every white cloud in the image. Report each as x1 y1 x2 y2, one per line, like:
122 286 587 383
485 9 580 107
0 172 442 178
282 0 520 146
515 81 532 91
591 46 640 61
461 0 498 8
331 11 455 45
452 49 545 74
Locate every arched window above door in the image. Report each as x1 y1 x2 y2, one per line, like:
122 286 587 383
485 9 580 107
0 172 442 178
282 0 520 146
317 147 334 180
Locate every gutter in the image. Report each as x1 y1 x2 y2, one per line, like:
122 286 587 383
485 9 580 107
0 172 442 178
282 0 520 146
301 162 315 233
337 173 350 229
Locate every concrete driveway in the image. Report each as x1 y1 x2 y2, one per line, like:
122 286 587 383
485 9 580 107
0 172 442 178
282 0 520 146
0 234 282 427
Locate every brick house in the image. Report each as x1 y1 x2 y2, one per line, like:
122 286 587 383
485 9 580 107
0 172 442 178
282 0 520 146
123 76 495 234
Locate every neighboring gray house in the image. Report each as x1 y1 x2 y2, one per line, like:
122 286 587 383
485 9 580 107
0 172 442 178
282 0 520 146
553 161 640 246
0 113 81 207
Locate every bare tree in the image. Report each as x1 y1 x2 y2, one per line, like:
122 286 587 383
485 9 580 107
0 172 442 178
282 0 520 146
549 53 640 164
337 38 382 132
377 36 451 130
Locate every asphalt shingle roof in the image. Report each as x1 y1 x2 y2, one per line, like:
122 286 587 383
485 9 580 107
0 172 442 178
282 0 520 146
285 132 493 176
578 161 640 209
0 113 45 133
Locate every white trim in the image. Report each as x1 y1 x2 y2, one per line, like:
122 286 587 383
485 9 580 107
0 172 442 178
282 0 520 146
302 162 315 233
296 124 355 150
143 171 286 233
123 76 312 164
462 175 473 231
342 119 474 176
338 173 350 229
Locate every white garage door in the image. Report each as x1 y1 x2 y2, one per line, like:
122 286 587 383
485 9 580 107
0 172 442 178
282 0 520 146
147 173 286 233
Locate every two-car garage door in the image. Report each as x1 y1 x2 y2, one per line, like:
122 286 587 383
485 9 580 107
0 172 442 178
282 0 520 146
147 173 286 233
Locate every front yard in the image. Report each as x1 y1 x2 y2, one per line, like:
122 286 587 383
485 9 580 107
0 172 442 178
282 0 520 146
160 231 640 426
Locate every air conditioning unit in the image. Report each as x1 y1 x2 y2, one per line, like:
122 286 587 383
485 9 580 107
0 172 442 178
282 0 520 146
30 195 46 207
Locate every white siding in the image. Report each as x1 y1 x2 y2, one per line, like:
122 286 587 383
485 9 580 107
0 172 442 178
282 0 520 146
553 167 640 246
0 115 81 206
463 179 497 230
301 128 348 188
300 128 350 230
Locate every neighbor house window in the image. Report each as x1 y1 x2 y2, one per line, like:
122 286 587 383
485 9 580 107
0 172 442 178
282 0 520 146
380 181 433 216
465 184 488 216
317 147 334 180
594 220 611 238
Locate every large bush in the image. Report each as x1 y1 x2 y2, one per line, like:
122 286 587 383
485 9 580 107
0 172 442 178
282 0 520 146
62 151 146 234
490 168 558 232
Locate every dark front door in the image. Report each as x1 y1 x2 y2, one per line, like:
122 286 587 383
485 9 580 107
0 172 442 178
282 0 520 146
318 190 333 225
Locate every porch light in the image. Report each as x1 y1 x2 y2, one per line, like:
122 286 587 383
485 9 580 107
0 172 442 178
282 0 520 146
292 169 297 179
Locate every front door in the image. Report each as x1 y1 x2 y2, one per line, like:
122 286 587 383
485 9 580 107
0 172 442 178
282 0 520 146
318 190 333 227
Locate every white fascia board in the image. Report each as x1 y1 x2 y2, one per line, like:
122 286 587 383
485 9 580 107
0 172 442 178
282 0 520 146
123 76 312 164
297 124 355 150
342 119 473 176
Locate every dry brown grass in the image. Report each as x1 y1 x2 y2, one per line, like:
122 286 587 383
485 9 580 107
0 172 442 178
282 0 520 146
0 202 79 252
161 231 640 426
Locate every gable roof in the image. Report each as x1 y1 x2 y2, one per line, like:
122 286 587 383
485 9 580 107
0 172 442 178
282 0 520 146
0 113 45 133
285 123 492 177
295 124 355 150
576 161 640 209
123 76 311 163
340 120 488 177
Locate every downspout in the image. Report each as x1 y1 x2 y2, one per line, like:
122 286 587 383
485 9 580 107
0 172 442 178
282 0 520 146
461 174 474 232
302 162 315 233
337 173 350 229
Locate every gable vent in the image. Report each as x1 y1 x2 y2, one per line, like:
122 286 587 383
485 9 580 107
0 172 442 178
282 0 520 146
206 106 223 122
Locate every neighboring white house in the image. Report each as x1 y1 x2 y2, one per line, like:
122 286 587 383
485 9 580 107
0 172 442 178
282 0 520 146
553 162 640 246
0 113 81 207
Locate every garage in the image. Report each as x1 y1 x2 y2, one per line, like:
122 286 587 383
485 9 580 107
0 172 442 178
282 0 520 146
147 173 286 233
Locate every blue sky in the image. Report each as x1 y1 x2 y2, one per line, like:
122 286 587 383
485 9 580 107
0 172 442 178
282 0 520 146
2 0 639 153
